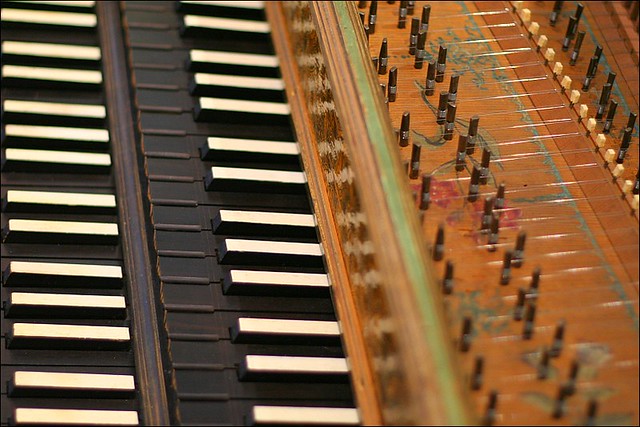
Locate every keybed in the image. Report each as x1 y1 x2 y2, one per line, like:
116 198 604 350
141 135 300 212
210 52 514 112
1 2 138 425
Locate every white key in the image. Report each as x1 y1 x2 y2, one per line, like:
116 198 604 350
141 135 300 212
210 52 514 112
219 239 323 267
8 1 96 7
2 65 102 84
235 318 339 337
206 166 305 193
190 49 278 68
6 292 126 317
4 190 116 212
9 323 130 348
251 406 359 425
224 270 329 294
1 8 97 28
183 15 270 33
1 40 101 61
202 136 298 161
180 1 264 9
223 239 322 256
4 148 111 167
3 260 122 287
194 73 284 91
3 219 119 244
13 408 138 426
213 210 315 236
5 124 109 142
3 100 106 119
198 97 289 115
244 355 349 375
11 371 135 393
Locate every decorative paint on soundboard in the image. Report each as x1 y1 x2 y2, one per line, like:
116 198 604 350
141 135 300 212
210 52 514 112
454 289 510 335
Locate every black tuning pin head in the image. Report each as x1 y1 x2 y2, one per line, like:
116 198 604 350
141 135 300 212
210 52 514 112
585 399 598 426
513 287 526 320
616 127 632 164
552 384 568 419
420 4 431 33
455 134 468 172
433 223 445 261
414 31 427 69
410 142 421 178
549 1 564 26
487 211 500 250
596 83 612 120
368 0 378 34
537 347 551 380
468 165 481 203
407 0 415 15
562 360 580 396
471 355 484 390
409 17 420 54
397 0 408 28
448 74 460 103
626 111 637 132
582 56 598 91
495 182 506 209
437 91 449 124
479 148 491 185
420 173 432 210
425 60 436 96
387 66 398 102
435 45 447 82
459 316 473 352
481 196 494 231
562 16 578 51
529 266 541 294
500 250 513 285
512 231 526 267
378 38 388 74
482 390 498 426
442 260 454 294
603 99 618 134
570 30 586 65
549 320 566 357
467 115 480 155
399 111 411 147
522 301 537 340
444 102 457 141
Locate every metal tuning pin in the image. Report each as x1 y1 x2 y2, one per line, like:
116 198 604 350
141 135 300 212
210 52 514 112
442 260 454 294
562 16 578 51
552 385 568 419
482 390 498 426
537 347 551 380
420 4 431 33
378 38 388 74
573 2 584 30
500 250 513 285
487 211 500 251
594 44 603 63
388 66 398 102
549 320 566 357
456 134 468 172
458 316 472 352
368 0 378 34
562 360 580 396
467 115 479 154
549 0 564 26
529 267 541 295
433 224 445 261
603 99 618 133
448 74 460 103
444 102 457 140
596 83 612 120
420 173 432 210
513 287 526 320
435 45 447 82
468 166 481 203
585 399 598 426
479 148 491 185
582 56 598 91
512 231 526 267
471 355 484 390
481 197 494 231
409 17 420 54
437 91 449 124
627 111 638 131
616 127 632 164
407 0 415 15
425 60 436 96
414 31 427 69
495 182 506 209
522 300 537 340
607 71 617 86
570 30 586 65
410 142 421 178
399 111 411 147
398 0 408 28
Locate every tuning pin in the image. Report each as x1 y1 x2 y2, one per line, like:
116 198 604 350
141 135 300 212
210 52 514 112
549 320 566 357
585 399 598 426
435 45 447 82
408 17 420 54
529 267 541 295
616 127 632 164
399 111 411 147
573 2 584 30
442 260 454 294
570 30 586 65
562 16 578 51
425 60 436 96
467 165 481 203
537 347 551 380
444 102 457 141
607 71 617 86
368 0 378 34
549 0 564 26
437 91 449 125
593 45 603 65
603 100 618 134
481 197 494 231
500 250 513 285
544 48 555 66
596 83 612 120
522 301 537 340
433 224 445 261
467 116 479 154
407 0 415 14
398 0 408 28
552 384 568 418
420 4 431 33
562 360 580 396
448 74 460 103
582 56 598 91
487 211 500 251
410 142 421 178
388 66 398 102
513 287 526 320
378 38 388 74
420 173 431 210
482 390 498 426
626 111 637 132
479 148 491 185
459 316 473 352
471 355 484 390
495 182 506 210
456 135 468 172
536 35 548 53
512 231 526 267
414 31 427 69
